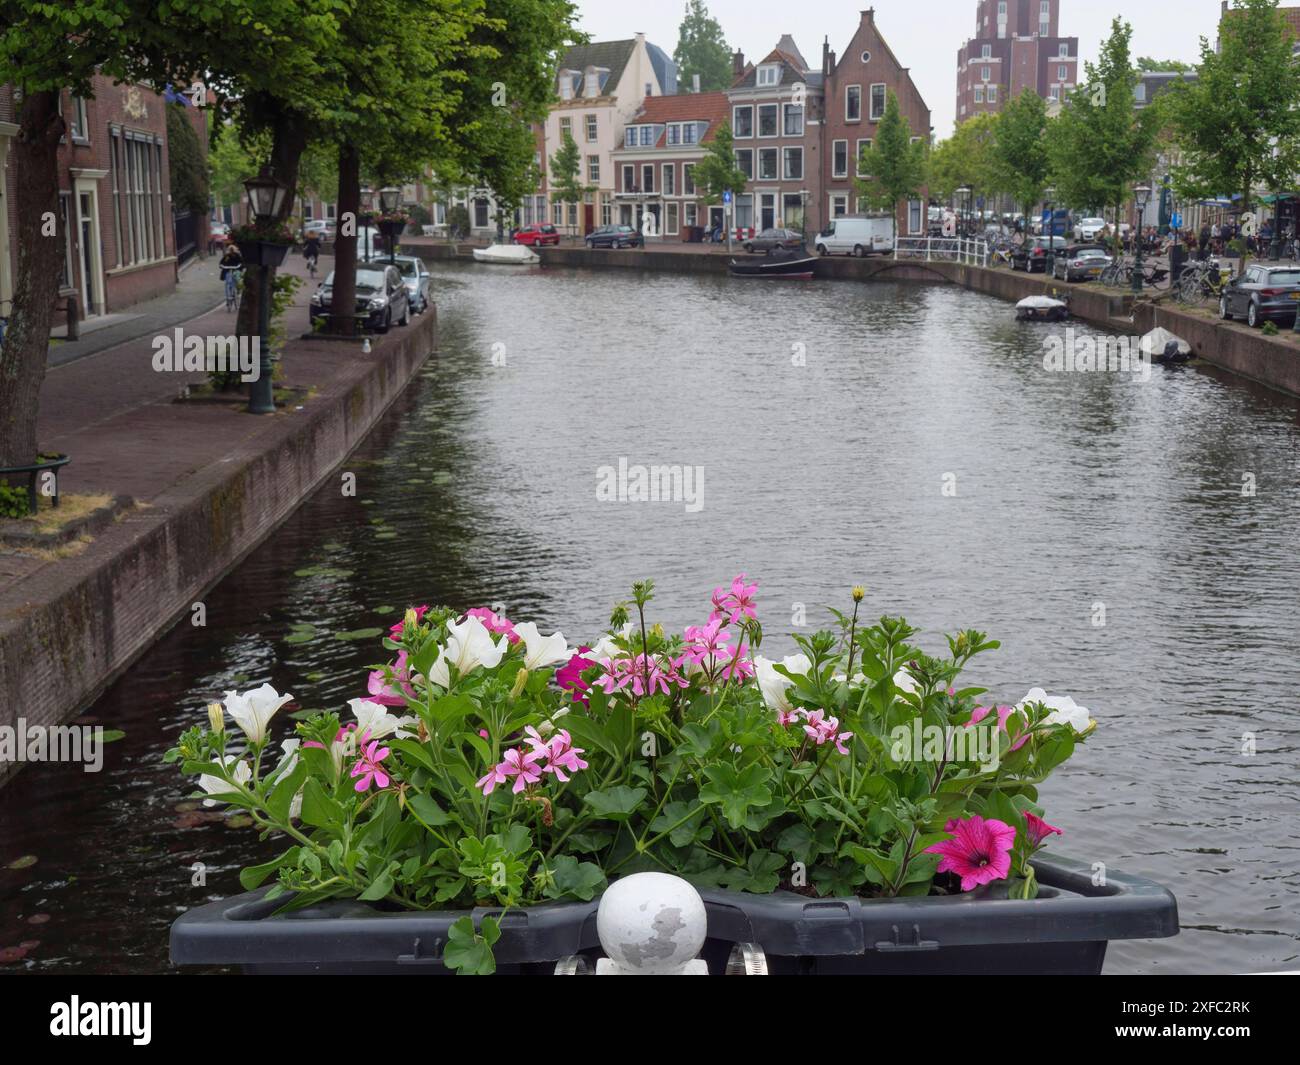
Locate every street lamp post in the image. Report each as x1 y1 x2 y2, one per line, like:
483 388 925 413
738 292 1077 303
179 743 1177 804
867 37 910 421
241 169 290 415
378 186 401 265
360 184 373 260
1132 183 1152 295
1043 185 1057 278
955 185 971 249
799 188 809 246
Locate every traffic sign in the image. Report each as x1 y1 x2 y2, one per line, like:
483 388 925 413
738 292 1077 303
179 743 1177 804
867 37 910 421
1171 211 1182 229
722 190 732 205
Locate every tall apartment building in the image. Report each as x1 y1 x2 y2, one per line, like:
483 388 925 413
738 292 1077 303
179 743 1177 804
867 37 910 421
954 0 1078 126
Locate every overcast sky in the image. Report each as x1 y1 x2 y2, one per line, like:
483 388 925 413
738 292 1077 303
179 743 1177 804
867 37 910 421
573 0 1218 137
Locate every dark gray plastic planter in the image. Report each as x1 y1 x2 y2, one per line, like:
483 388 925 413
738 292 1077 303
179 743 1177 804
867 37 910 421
698 853 1179 975
170 854 1177 975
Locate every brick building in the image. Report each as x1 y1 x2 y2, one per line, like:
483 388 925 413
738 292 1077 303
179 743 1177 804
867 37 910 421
955 0 1078 125
2 76 191 327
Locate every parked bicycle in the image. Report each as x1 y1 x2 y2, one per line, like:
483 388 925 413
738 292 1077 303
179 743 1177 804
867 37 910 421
1175 259 1226 306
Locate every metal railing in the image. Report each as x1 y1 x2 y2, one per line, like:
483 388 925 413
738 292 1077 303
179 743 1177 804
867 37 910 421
894 236 989 266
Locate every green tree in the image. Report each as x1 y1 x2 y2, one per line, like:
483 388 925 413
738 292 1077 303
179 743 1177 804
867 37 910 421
167 103 209 215
1164 0 1300 271
673 0 733 92
928 113 1000 204
1135 57 1192 72
691 120 749 204
855 91 926 244
547 129 590 238
992 90 1050 227
1046 17 1157 254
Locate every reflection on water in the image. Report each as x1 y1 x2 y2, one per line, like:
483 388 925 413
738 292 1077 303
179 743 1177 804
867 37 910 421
2 263 1298 973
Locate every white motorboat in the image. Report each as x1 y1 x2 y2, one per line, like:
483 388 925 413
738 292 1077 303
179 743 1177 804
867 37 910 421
1015 294 1069 322
472 243 540 265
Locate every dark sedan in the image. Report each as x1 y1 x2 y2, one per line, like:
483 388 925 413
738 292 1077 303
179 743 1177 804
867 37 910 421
1011 236 1069 273
743 227 802 253
1218 264 1300 327
1051 244 1111 282
585 224 643 249
309 265 410 333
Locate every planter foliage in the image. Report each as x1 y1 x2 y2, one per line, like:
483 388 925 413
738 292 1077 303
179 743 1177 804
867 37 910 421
171 577 1108 973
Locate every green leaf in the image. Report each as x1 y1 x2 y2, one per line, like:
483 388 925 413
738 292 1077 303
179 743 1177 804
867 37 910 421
651 801 711 847
444 915 498 975
240 847 301 891
582 785 647 821
266 761 308 823
698 763 772 829
548 856 606 901
300 777 344 830
359 867 395 901
407 793 452 826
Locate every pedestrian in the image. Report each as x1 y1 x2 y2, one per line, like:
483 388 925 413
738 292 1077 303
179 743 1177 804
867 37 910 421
1198 222 1210 261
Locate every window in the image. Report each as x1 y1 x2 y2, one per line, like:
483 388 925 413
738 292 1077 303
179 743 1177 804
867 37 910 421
326 203 336 219
1134 83 1147 103
783 103 803 136
585 114 598 142
683 163 696 195
735 193 753 228
622 164 634 191
553 202 563 224
735 148 754 178
733 105 753 137
110 128 166 266
909 199 923 235
474 197 490 229
640 126 654 146
642 164 655 192
68 96 89 142
860 50 871 62
601 197 612 225
758 103 778 137
845 85 861 121
665 201 679 234
830 194 848 217
567 202 578 227
684 202 697 226
1058 43 1070 57
1058 64 1068 81
667 123 680 146
682 122 698 144
869 84 886 121
757 64 780 87
560 116 572 138
981 44 991 59
758 148 778 179
783 147 802 180
832 139 848 178
974 86 984 103
588 155 600 182
855 138 872 177
987 84 998 104
981 67 990 81
662 163 675 196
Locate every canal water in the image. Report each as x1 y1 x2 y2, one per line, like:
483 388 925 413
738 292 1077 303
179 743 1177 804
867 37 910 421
2 263 1298 973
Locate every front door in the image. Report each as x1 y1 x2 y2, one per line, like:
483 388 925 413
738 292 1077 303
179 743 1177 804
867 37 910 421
583 202 594 235
78 191 97 318
760 193 777 231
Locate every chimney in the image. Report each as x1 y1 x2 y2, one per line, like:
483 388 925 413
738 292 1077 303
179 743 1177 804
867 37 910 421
692 73 701 93
863 7 874 23
822 36 831 77
733 49 745 77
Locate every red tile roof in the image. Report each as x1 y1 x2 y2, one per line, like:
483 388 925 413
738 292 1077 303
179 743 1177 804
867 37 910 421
626 91 733 146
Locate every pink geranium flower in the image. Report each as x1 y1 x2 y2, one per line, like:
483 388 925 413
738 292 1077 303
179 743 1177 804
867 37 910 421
799 709 853 754
1022 811 1062 848
708 573 759 626
527 727 588 781
683 618 733 663
924 815 1017 892
388 605 429 637
465 607 520 645
368 651 416 707
350 737 391 792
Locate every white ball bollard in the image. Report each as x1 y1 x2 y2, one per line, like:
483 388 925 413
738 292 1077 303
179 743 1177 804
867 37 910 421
594 872 710 976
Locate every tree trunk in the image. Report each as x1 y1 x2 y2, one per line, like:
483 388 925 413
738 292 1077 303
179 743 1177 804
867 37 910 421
0 91 65 468
330 141 360 337
234 97 308 380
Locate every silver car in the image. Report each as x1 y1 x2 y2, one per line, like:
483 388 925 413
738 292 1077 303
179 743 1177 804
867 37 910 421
363 254 431 314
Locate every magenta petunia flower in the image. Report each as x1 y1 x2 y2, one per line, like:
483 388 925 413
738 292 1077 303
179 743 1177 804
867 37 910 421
924 815 1017 892
465 607 520 645
388 604 429 637
1022 811 1062 848
966 704 1030 751
367 651 416 707
556 648 595 705
350 738 391 792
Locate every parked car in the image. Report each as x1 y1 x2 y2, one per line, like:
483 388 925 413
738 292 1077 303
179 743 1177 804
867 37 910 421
1052 244 1111 282
1218 263 1300 327
1011 236 1069 273
302 219 336 242
1073 217 1107 242
585 224 642 249
743 227 802 253
814 216 894 256
512 223 560 247
363 254 431 315
309 265 410 332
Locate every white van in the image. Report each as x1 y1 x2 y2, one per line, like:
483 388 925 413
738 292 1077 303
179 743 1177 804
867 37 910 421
815 216 894 256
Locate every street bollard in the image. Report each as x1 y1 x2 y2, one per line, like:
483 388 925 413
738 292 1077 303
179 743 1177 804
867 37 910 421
65 295 79 341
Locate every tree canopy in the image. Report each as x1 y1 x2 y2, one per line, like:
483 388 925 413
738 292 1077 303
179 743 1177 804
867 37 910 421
673 0 733 93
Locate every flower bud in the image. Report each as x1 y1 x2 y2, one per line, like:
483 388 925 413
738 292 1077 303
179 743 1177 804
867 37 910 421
207 702 225 733
510 667 529 699
403 607 419 632
851 586 866 603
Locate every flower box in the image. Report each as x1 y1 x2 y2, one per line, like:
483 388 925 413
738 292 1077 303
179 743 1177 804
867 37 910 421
168 579 1181 975
236 239 290 268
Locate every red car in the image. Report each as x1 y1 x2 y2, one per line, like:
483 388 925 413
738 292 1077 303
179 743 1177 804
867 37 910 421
512 223 560 247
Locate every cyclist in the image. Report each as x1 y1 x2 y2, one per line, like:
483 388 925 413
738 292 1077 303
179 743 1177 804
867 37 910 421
218 244 243 310
302 231 321 277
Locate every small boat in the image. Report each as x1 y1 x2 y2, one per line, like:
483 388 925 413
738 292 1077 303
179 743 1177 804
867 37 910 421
728 245 818 279
472 243 539 265
1015 295 1069 322
1140 327 1193 364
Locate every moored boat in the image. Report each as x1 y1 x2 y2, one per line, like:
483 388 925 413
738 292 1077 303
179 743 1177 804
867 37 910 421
1015 295 1069 322
473 243 540 265
728 245 819 279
